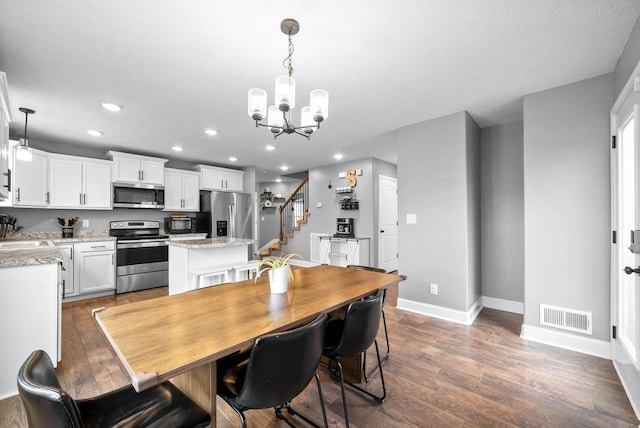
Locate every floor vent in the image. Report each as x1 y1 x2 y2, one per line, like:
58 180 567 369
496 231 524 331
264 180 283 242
539 304 592 335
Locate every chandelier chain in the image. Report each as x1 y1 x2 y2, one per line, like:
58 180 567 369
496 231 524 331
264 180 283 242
283 31 294 77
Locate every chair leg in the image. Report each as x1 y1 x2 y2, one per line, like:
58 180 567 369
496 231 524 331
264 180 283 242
280 372 328 428
342 340 387 404
364 309 390 383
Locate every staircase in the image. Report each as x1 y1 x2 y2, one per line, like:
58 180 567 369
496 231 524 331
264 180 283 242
259 177 310 259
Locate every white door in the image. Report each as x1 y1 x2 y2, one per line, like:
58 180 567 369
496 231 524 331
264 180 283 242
612 74 640 418
378 175 398 272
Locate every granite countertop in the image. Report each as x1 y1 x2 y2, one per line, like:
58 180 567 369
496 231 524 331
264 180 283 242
0 241 63 268
168 233 207 241
168 237 255 249
0 232 115 268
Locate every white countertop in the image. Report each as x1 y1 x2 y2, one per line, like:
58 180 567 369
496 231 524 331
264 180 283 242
168 237 255 249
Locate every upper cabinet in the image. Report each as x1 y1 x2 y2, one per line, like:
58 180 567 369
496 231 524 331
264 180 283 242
197 165 244 192
107 151 167 185
13 148 49 207
49 154 111 209
164 168 200 212
0 72 15 202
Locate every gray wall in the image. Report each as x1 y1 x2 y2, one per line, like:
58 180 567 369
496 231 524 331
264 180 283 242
480 121 524 303
397 111 480 312
465 114 481 308
256 181 299 249
523 74 613 341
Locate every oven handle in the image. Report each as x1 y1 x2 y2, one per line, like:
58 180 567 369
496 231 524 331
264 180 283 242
117 240 168 249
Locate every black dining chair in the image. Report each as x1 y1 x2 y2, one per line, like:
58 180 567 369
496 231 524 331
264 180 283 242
322 290 386 428
217 313 329 428
17 349 211 428
346 264 390 381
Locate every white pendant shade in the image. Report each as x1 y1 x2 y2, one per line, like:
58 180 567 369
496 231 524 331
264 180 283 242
267 105 284 131
275 75 295 111
310 89 329 122
248 88 267 121
300 106 314 134
16 143 32 162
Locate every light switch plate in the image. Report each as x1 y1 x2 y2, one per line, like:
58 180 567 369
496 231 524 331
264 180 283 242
82 219 89 227
406 213 417 224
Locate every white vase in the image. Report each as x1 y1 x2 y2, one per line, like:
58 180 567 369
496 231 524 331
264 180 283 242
269 266 290 294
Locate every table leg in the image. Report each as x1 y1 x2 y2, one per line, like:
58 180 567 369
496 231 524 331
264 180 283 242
172 361 218 426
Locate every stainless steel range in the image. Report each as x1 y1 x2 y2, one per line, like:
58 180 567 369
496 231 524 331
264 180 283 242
109 220 169 294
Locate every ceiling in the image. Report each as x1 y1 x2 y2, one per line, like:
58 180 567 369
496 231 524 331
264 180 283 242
1 1 639 181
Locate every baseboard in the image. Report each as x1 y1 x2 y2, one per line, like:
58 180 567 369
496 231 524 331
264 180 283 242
481 296 524 314
520 324 611 360
397 297 483 326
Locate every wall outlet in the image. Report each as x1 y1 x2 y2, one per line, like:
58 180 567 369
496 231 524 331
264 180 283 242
82 219 89 228
429 283 438 295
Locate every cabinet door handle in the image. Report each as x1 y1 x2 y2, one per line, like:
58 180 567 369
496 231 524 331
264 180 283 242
46 191 50 204
2 168 10 191
83 193 87 205
91 245 107 249
16 187 20 202
70 247 73 260
141 170 144 181
225 180 228 189
80 193 83 205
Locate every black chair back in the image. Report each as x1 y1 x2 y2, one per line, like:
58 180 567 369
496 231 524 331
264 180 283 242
17 350 84 428
235 313 328 409
325 291 383 358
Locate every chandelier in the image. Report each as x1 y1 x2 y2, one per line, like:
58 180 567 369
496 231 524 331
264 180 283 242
248 18 328 140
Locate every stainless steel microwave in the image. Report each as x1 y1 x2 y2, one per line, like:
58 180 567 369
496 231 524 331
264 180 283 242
113 183 165 209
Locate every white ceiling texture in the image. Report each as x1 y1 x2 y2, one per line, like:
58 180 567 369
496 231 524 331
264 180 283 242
0 1 639 181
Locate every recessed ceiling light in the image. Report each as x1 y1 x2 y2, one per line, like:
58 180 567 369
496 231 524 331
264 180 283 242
101 102 121 112
204 129 218 136
87 129 103 137
280 165 289 171
334 153 343 160
265 145 276 151
172 146 183 152
276 178 282 183
229 156 238 162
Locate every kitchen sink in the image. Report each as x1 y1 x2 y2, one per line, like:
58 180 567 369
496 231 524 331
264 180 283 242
0 240 54 249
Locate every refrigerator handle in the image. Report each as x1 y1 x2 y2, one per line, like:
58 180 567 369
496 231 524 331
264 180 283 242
229 204 234 237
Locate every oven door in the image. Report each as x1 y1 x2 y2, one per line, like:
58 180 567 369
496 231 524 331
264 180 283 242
116 240 168 276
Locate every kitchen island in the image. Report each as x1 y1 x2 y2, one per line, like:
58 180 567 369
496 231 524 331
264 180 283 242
0 240 62 399
168 237 255 295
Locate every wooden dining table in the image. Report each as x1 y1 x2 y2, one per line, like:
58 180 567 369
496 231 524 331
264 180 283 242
94 264 404 426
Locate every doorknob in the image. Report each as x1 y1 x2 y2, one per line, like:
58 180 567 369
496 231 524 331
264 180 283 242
380 230 385 233
624 266 640 275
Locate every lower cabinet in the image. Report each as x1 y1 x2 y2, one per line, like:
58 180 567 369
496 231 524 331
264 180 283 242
57 240 115 300
319 237 370 267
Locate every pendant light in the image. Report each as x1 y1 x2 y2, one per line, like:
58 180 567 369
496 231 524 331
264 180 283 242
16 107 35 162
248 18 329 140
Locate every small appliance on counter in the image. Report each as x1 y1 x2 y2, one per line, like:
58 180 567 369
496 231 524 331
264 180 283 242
57 217 79 238
334 217 355 238
165 215 194 234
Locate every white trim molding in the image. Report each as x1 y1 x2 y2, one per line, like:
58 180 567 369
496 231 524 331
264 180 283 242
481 296 524 314
397 297 483 325
521 324 611 360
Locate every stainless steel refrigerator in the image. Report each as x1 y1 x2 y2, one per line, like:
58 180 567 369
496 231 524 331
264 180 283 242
196 190 254 257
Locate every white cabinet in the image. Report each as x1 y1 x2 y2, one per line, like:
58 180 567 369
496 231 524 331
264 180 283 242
74 241 115 295
197 165 244 192
57 244 76 298
320 237 370 267
0 72 14 202
164 168 200 211
107 151 167 185
13 148 49 207
49 154 111 209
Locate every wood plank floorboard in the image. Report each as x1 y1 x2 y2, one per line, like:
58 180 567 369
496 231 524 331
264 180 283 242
1 284 638 427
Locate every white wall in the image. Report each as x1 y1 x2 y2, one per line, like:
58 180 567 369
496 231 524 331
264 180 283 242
523 73 613 342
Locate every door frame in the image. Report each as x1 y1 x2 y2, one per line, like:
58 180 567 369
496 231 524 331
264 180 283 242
377 174 398 272
611 58 640 419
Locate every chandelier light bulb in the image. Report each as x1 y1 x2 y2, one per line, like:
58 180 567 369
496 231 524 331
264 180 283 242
247 88 267 121
275 76 295 112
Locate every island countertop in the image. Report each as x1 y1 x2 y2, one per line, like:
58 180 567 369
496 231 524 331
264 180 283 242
0 242 62 268
168 237 255 249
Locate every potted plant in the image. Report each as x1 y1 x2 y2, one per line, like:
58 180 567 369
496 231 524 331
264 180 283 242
257 253 301 294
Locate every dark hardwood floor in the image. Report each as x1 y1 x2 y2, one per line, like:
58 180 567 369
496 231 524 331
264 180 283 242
1 285 638 427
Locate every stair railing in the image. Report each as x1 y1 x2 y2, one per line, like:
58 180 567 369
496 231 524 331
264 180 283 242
279 177 309 241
